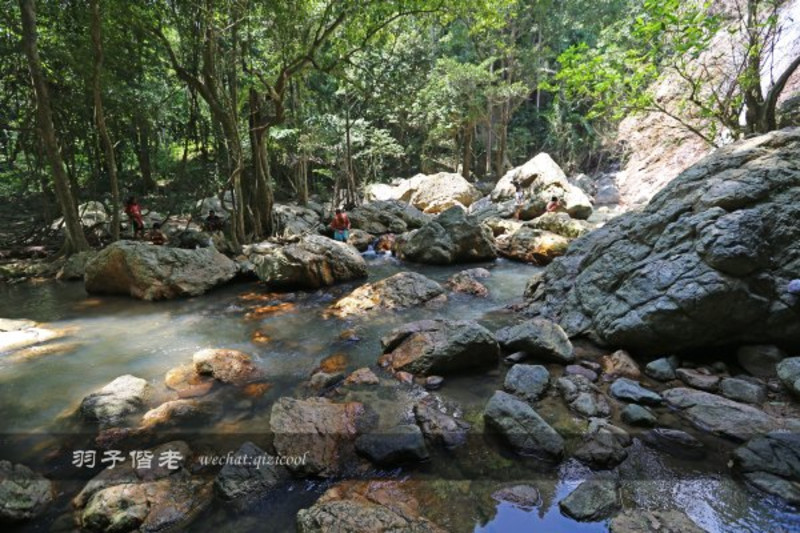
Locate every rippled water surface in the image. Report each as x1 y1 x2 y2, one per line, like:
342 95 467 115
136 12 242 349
1 255 799 532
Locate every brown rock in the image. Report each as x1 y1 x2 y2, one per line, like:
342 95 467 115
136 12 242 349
601 350 641 380
165 365 215 398
192 349 265 386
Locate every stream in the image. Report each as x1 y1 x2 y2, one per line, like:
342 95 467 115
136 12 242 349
1 255 799 532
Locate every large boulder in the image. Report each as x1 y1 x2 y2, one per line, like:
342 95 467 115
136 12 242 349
495 227 570 265
405 172 483 214
483 390 565 459
0 461 53 523
733 432 800 504
85 241 237 300
273 204 321 238
348 201 430 235
495 318 574 364
330 272 445 317
296 480 446 533
394 207 496 265
246 235 367 289
491 153 593 219
379 319 500 375
270 397 369 477
526 129 800 354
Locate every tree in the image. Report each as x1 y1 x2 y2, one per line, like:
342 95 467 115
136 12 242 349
19 0 89 253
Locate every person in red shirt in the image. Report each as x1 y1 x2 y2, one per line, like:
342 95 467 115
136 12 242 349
124 196 145 239
330 208 351 242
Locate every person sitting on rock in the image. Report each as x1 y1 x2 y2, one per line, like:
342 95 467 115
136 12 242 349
330 208 351 242
146 223 167 246
204 210 224 232
513 182 525 220
124 196 145 239
546 196 563 213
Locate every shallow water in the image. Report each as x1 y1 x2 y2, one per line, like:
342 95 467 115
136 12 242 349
1 256 799 532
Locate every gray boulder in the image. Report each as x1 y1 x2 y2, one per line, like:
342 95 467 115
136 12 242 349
720 377 766 404
526 130 800 354
484 391 564 459
247 234 367 289
85 241 237 300
504 364 550 402
777 357 800 397
379 319 499 375
675 368 720 391
608 378 663 406
574 420 632 469
273 204 321 238
556 375 611 418
644 357 679 381
737 345 787 377
348 200 430 235
394 207 496 265
621 404 657 427
733 432 800 504
496 318 574 364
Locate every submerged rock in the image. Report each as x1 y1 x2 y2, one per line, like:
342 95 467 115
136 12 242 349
484 390 564 459
413 396 470 449
526 130 800 354
270 397 368 477
394 206 496 265
296 480 446 533
446 268 491 297
574 420 632 469
85 241 237 300
379 319 499 375
355 425 429 466
642 428 705 460
247 235 367 289
559 476 620 521
609 509 705 533
330 272 445 317
214 442 286 502
491 484 540 509
0 461 53 523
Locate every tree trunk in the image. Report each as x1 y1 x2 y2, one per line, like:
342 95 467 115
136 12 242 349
90 0 120 241
19 0 89 253
135 112 155 191
461 123 473 181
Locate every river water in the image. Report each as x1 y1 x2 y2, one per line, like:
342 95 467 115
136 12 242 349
1 255 798 532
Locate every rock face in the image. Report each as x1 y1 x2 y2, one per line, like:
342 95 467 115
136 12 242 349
74 442 210 533
270 397 368 477
296 480 446 533
0 461 53 523
663 387 797 441
349 200 431 235
484 390 564 459
85 241 237 300
247 235 367 289
379 319 499 375
330 272 445 317
79 375 153 426
527 129 800 354
491 153 593 219
496 318 574 364
394 207 496 265
733 432 800 504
